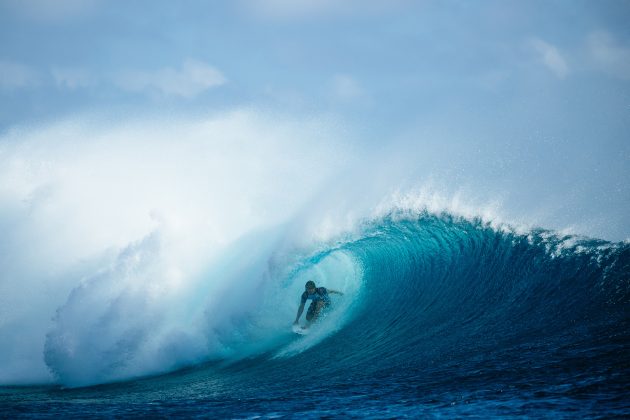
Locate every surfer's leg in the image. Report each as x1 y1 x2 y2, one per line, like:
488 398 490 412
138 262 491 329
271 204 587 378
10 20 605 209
306 302 317 323
307 301 326 326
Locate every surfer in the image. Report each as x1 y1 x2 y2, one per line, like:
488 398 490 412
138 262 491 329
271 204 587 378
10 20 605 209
293 280 343 329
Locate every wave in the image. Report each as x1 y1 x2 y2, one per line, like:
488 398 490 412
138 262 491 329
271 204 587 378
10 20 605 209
306 212 629 378
1 112 627 393
42 211 629 387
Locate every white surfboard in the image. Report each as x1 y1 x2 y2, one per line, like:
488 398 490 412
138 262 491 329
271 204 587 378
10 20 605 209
292 324 310 335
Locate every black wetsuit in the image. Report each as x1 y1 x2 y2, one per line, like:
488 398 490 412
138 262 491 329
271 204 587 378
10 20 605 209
301 287 331 322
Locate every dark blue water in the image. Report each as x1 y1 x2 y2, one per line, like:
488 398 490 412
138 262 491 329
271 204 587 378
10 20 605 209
2 213 629 418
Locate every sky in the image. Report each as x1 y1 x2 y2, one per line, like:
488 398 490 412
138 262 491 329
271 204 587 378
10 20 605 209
0 0 629 240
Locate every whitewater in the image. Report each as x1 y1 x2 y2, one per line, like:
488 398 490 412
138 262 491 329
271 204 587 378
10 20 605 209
1 111 628 418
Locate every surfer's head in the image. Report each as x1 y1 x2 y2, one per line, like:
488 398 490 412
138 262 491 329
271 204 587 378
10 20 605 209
305 280 316 292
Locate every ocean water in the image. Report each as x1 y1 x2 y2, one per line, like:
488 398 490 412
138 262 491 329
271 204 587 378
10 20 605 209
2 213 628 418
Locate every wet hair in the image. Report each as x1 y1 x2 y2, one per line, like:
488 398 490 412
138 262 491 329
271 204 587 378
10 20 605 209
305 280 316 289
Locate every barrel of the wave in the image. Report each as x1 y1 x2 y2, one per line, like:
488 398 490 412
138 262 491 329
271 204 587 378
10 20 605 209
284 213 630 385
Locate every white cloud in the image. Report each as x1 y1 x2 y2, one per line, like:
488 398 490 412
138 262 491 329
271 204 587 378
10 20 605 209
530 38 568 79
52 67 95 89
331 74 366 102
115 60 226 98
0 60 40 90
585 31 630 80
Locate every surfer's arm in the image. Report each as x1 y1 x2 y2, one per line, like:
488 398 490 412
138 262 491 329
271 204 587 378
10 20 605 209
328 289 344 296
294 302 305 324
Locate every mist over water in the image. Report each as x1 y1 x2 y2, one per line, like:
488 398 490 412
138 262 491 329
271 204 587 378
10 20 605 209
0 109 355 385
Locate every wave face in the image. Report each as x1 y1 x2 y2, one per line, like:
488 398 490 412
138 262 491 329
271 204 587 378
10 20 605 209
3 212 629 417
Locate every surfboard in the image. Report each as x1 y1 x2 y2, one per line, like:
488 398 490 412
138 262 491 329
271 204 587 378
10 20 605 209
292 324 309 335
